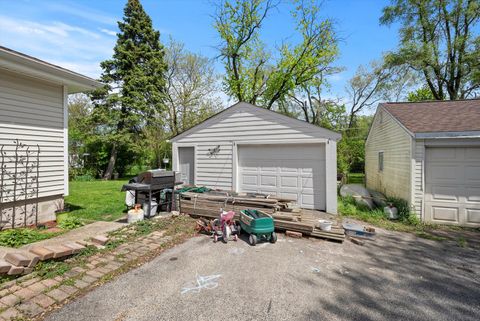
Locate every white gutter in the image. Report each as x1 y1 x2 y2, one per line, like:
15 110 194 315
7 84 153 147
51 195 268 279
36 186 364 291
415 131 480 139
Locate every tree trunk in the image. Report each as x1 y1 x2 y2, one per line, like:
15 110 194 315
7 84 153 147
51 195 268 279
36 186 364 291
103 143 118 180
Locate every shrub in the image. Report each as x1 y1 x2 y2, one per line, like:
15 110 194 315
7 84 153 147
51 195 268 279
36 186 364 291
57 217 85 230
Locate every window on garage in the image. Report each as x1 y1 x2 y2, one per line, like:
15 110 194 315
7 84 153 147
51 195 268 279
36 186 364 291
378 151 384 172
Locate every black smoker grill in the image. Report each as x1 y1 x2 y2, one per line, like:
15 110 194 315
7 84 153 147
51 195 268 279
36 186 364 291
121 170 181 216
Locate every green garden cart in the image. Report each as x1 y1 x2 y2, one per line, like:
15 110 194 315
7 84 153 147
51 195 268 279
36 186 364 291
239 209 277 246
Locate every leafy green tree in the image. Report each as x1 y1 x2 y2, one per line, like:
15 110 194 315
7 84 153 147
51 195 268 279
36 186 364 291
407 85 436 101
214 0 338 109
90 0 167 179
381 0 480 100
164 39 223 136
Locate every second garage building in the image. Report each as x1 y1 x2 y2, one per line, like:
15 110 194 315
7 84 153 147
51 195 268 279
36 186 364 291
171 102 341 214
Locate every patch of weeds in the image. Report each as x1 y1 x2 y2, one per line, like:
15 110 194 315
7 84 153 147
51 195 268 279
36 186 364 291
133 220 155 236
457 236 467 248
0 275 16 286
60 278 76 286
115 253 126 260
0 228 62 248
105 238 126 250
77 245 99 257
415 231 447 241
57 217 85 230
35 261 71 279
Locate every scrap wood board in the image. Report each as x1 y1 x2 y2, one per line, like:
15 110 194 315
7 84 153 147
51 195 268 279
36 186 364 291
179 193 344 242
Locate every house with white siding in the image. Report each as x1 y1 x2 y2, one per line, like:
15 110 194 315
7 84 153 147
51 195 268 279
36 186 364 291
0 46 102 228
365 100 480 227
171 102 341 214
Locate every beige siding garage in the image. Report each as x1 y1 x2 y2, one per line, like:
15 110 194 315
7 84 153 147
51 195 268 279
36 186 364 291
365 109 412 201
424 147 480 226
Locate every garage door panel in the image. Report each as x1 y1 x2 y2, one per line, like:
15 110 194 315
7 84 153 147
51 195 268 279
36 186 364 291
432 206 459 222
425 147 480 227
431 186 459 201
260 175 276 187
242 175 258 185
466 187 480 202
280 176 298 188
467 209 480 224
238 144 325 209
465 165 480 182
466 148 480 160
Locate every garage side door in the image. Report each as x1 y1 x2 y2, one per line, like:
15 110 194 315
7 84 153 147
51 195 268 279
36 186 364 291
425 147 480 226
238 144 325 209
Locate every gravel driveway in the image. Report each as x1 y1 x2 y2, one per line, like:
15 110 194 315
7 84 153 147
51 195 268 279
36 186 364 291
44 227 480 321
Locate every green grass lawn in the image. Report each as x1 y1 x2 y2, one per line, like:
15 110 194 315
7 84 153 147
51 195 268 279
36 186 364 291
61 179 128 222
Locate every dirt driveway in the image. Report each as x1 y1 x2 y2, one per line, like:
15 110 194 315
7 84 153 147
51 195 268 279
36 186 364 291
44 227 480 321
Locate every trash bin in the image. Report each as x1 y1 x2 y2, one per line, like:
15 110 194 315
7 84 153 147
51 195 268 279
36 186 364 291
143 201 158 217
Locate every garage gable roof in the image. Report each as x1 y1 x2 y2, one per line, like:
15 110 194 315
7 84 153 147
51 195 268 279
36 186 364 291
382 99 480 137
170 102 342 142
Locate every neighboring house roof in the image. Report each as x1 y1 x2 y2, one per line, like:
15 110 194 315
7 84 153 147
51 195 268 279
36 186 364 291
0 46 103 93
381 99 480 138
170 101 342 142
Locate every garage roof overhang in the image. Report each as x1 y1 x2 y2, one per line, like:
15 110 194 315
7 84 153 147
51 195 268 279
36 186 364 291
415 131 480 139
0 46 103 94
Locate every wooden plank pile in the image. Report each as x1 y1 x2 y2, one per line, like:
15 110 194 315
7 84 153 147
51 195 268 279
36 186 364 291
179 191 345 242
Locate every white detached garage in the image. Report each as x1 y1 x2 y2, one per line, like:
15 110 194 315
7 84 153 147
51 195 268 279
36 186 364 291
171 102 341 214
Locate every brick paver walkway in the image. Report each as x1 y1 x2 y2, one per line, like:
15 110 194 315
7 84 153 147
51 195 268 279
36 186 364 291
0 217 192 321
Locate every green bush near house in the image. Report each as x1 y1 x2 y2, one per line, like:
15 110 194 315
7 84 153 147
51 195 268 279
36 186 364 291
57 216 85 230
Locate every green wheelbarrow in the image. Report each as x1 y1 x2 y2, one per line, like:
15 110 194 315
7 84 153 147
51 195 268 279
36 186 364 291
239 209 277 246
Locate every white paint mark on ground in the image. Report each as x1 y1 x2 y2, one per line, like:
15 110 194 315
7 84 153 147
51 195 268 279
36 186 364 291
181 274 222 294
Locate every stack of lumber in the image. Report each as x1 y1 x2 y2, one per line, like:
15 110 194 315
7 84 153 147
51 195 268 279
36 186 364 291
273 211 345 242
179 191 296 218
179 191 345 242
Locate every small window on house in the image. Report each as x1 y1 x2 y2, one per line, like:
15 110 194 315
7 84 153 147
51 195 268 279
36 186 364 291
378 152 384 172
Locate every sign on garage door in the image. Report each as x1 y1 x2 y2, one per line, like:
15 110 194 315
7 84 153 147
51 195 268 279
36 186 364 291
425 147 480 226
238 144 326 209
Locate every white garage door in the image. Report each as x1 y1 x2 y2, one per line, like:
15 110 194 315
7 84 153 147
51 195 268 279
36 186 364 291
425 147 480 226
238 144 325 209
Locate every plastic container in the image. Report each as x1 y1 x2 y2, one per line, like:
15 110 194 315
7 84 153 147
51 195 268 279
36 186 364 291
128 204 144 224
318 220 333 231
143 201 158 217
384 205 398 220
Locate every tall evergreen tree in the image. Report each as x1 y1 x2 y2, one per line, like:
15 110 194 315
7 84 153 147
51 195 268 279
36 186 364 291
91 0 166 179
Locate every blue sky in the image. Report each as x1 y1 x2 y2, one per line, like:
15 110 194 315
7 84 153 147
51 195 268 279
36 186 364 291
0 0 399 100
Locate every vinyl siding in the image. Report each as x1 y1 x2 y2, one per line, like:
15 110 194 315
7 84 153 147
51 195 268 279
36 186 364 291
174 105 335 190
365 108 412 202
0 69 65 201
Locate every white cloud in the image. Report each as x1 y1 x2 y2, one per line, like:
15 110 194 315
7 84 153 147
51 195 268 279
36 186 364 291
100 28 117 37
46 2 118 26
0 15 114 78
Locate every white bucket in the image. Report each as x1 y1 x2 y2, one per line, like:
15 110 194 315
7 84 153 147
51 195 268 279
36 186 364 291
128 208 144 224
318 220 333 231
143 201 158 217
